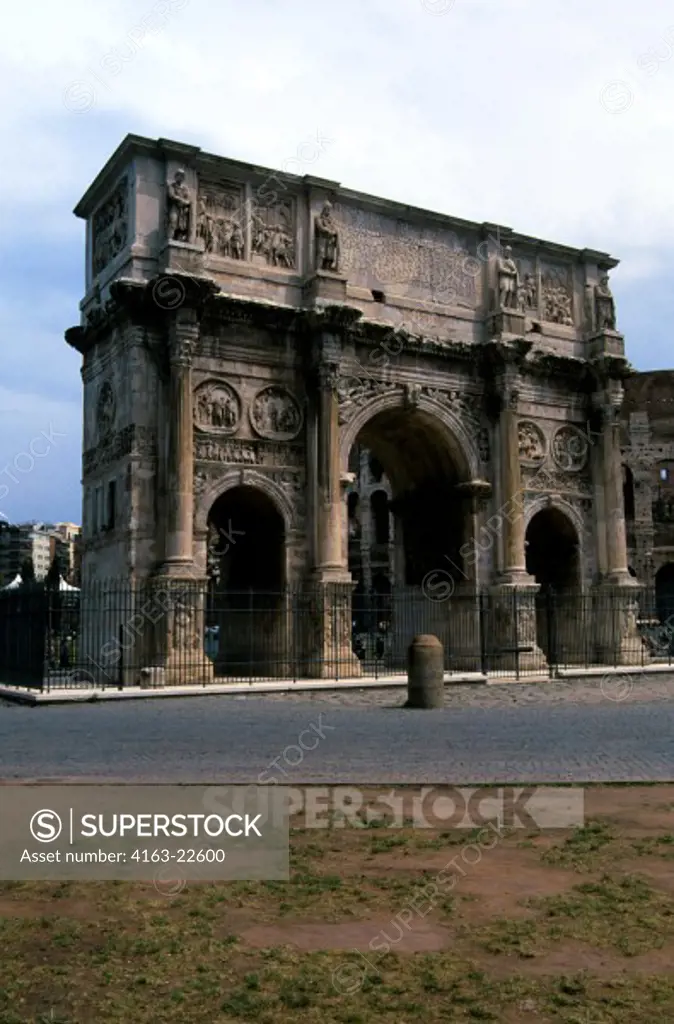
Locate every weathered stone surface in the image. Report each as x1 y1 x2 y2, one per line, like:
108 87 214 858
65 135 640 674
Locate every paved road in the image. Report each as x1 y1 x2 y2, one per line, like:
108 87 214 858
1 682 674 782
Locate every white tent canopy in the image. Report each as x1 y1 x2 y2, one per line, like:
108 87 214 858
0 574 80 591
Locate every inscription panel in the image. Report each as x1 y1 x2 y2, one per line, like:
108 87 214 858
335 204 480 307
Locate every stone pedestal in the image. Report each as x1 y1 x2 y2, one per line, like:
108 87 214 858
303 577 362 678
592 584 644 666
141 576 213 686
303 270 348 305
488 583 543 674
488 308 526 338
447 582 483 673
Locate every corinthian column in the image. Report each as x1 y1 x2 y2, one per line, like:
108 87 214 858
315 361 346 577
595 384 633 585
162 308 198 575
498 377 530 582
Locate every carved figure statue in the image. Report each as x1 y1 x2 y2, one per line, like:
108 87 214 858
230 222 244 260
314 201 340 272
595 275 616 331
524 273 537 309
497 246 519 309
166 169 191 242
197 197 213 251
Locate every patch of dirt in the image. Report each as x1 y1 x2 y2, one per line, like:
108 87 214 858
477 940 674 978
239 916 451 953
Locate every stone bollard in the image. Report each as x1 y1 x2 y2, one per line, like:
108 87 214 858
406 634 444 708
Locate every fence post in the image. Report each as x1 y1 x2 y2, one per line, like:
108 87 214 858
479 591 487 675
117 622 124 690
546 587 555 677
513 588 520 681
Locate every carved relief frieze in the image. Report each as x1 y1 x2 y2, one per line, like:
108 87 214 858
337 376 402 425
250 386 303 440
551 425 588 472
523 463 593 496
197 181 244 258
194 380 241 434
541 263 574 325
422 387 483 434
251 196 296 268
97 381 116 440
92 177 128 276
194 437 304 468
518 420 546 465
478 427 490 464
265 468 307 519
84 424 156 476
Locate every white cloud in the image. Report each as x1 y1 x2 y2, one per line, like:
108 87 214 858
0 0 671 265
0 0 672 516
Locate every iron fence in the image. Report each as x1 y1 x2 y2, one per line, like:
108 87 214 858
0 579 672 690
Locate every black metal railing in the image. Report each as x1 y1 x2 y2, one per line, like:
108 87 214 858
0 579 672 690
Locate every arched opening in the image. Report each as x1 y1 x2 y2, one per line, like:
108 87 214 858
525 507 580 591
655 563 674 625
526 508 581 664
370 490 390 546
623 465 635 521
346 406 473 667
206 486 287 676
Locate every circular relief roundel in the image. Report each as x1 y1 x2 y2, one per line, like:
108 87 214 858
250 386 303 440
194 381 241 434
517 420 546 465
551 425 588 472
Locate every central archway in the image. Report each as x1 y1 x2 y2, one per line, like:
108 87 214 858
206 485 288 677
345 403 476 669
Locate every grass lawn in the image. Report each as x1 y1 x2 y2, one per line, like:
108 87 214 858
2 785 674 1022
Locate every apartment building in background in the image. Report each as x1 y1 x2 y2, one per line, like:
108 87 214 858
0 521 82 584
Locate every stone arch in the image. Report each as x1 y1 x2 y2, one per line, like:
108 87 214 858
525 501 582 591
342 393 478 591
524 495 586 579
194 469 297 536
339 391 479 481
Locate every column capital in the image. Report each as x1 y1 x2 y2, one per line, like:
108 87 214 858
168 312 199 368
317 361 341 394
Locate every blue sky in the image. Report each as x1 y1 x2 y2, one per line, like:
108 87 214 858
1 0 672 524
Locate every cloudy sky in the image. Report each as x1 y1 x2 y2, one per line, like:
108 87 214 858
1 0 672 524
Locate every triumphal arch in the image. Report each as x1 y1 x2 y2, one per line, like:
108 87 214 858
66 133 639 683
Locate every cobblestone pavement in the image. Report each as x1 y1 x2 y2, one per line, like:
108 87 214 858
1 673 674 783
226 672 674 709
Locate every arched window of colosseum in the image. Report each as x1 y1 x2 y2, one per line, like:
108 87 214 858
371 490 390 545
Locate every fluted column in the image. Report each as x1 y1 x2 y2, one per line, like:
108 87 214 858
596 385 632 584
315 361 346 577
163 309 198 574
498 377 530 581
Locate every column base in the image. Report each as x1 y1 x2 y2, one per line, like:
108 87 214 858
303 575 362 679
139 576 214 686
488 308 527 338
592 581 644 666
154 558 200 579
447 582 482 672
488 580 546 674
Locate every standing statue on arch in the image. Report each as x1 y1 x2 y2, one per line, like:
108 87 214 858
314 201 340 272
